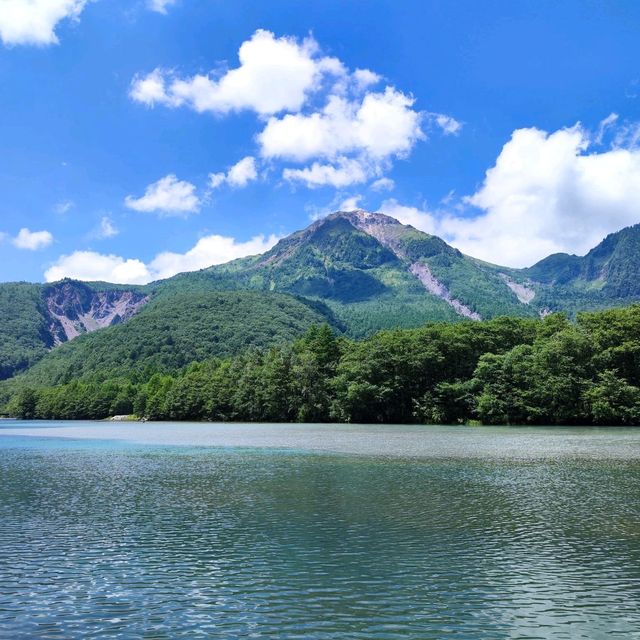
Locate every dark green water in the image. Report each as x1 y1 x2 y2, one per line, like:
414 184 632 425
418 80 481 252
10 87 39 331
1 422 640 638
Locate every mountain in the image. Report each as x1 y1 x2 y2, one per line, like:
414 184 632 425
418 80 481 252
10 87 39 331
524 223 640 295
2 210 640 386
0 291 338 397
159 210 536 336
0 280 147 380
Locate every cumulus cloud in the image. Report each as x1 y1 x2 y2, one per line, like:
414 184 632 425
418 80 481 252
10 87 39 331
352 68 381 91
148 0 176 14
370 177 395 191
45 251 150 284
125 174 200 216
130 30 344 115
131 30 457 189
258 87 424 187
209 156 258 189
12 227 53 250
148 233 280 280
265 89 423 187
381 122 640 267
0 0 88 46
129 68 169 106
379 199 439 236
44 233 280 284
259 89 423 162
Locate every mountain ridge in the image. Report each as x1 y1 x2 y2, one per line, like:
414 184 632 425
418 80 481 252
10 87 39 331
2 209 640 382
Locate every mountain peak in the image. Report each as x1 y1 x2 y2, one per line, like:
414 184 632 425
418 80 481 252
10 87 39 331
324 209 402 226
525 222 640 294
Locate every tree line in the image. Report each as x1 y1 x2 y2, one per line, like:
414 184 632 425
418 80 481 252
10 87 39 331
6 305 640 425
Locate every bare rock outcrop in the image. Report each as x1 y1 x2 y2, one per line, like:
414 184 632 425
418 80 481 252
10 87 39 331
410 262 481 320
499 274 536 304
44 281 148 344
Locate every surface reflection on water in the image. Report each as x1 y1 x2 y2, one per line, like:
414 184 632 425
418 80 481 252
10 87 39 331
0 423 639 638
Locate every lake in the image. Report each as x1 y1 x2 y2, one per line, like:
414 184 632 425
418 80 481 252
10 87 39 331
1 421 640 638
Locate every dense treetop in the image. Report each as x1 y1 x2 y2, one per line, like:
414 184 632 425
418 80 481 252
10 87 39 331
6 305 640 426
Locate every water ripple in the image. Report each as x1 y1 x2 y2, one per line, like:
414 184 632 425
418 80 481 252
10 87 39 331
0 440 639 638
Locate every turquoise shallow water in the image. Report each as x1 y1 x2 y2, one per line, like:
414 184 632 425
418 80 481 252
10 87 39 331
1 422 640 638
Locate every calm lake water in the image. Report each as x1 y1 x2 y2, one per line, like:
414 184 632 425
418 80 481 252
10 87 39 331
1 421 640 639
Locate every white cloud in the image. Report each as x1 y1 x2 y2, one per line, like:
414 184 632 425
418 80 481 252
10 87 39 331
428 112 463 136
612 121 640 150
148 0 176 14
260 89 423 163
381 122 640 267
93 216 118 239
125 174 200 216
227 156 257 187
379 199 439 236
129 68 170 106
337 195 362 211
283 157 371 188
209 156 258 189
595 112 618 145
370 177 395 191
208 172 225 189
130 31 459 189
352 68 381 91
45 251 151 284
44 233 281 284
130 30 344 116
12 227 53 250
0 0 88 46
262 88 424 187
148 233 280 280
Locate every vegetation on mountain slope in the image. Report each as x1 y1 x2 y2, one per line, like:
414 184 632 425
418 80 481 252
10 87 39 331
6 305 640 425
4 211 640 386
0 279 148 380
0 291 338 398
158 213 533 334
0 283 54 380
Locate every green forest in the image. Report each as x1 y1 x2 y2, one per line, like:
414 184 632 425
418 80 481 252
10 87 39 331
5 305 640 426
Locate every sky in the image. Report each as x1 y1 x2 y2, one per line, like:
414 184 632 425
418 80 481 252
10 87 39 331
1 0 640 284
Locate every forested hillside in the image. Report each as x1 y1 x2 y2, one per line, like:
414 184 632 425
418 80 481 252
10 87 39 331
4 211 640 387
0 291 337 399
0 283 54 380
0 280 148 380
6 305 640 426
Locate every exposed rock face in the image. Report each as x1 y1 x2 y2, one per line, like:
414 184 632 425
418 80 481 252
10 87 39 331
499 274 536 304
44 281 148 344
409 263 481 320
343 210 482 319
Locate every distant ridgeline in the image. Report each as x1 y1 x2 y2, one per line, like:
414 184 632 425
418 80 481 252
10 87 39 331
2 210 640 423
4 306 640 425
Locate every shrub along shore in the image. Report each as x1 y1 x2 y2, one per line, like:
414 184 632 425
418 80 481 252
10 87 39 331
5 305 640 425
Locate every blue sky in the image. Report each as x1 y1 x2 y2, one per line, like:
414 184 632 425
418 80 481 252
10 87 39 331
1 0 639 283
